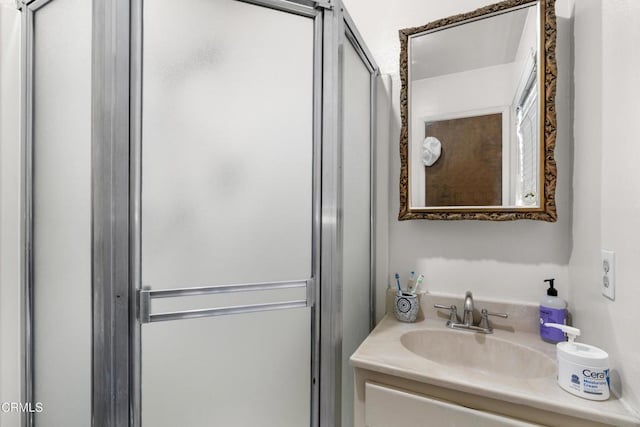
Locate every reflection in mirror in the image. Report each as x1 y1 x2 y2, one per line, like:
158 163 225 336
399 0 557 221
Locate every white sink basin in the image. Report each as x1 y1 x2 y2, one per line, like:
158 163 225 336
400 329 556 379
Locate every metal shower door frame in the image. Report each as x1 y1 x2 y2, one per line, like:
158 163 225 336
18 0 101 426
320 5 379 426
128 1 323 427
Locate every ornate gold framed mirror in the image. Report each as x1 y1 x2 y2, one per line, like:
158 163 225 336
398 0 557 221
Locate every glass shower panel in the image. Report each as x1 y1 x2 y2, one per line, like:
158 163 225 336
142 309 311 426
142 0 313 289
341 39 372 427
140 0 314 425
32 0 92 425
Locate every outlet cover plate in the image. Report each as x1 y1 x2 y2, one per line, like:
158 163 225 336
601 249 615 300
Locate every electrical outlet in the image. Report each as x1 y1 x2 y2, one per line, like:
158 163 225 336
601 250 615 300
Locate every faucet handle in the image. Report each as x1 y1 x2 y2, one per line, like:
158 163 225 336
482 308 508 319
478 308 508 331
434 304 460 324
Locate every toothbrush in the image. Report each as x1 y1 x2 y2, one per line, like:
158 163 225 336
394 273 402 295
413 274 425 294
407 271 416 293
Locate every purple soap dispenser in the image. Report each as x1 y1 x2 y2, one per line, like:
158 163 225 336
539 279 567 343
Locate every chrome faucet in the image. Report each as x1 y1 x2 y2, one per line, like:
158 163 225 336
433 291 508 334
462 291 474 326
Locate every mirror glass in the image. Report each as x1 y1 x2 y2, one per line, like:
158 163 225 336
400 0 556 220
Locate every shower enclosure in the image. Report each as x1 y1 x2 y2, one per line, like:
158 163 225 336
18 0 378 426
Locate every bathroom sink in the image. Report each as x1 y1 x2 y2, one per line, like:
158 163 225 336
400 329 555 379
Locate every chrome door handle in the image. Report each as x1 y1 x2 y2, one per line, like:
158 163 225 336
139 279 313 323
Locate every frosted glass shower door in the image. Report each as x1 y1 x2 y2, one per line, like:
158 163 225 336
138 0 315 426
341 36 373 427
29 0 93 425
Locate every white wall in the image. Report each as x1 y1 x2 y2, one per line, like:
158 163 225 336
570 0 640 416
514 6 538 62
0 2 22 427
346 0 573 305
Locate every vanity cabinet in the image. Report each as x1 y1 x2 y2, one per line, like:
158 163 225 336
365 382 537 427
354 368 615 427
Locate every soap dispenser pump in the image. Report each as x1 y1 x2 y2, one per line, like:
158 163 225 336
539 278 567 343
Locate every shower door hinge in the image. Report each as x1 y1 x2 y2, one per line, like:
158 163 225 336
314 0 333 10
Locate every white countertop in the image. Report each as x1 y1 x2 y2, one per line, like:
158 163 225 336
350 314 640 427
